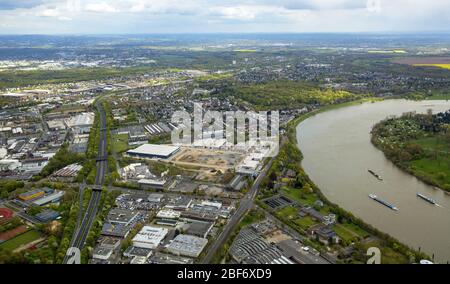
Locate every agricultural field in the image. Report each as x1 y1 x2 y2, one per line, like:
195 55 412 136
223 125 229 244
393 57 450 71
414 64 450 70
392 57 450 65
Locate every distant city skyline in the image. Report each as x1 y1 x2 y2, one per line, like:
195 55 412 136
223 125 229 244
0 0 450 34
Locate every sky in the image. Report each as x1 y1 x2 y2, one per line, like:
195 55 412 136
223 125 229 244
0 0 450 34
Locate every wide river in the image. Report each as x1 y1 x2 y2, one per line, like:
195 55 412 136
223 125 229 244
296 99 450 263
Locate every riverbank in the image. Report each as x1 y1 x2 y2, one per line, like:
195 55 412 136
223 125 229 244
279 98 430 263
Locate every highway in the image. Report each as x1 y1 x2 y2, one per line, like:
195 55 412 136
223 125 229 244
63 101 108 264
201 153 277 264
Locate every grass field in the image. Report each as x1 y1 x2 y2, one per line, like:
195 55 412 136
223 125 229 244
112 134 129 153
414 64 450 70
360 240 410 264
334 223 369 243
281 187 319 207
0 230 42 251
341 223 370 238
276 206 298 220
411 157 450 186
409 136 450 188
426 93 450 100
414 136 449 151
293 216 317 230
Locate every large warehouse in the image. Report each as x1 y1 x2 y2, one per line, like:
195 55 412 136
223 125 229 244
132 226 168 249
126 144 180 159
166 234 208 258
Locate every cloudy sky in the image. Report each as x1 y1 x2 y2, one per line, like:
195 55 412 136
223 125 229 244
0 0 450 34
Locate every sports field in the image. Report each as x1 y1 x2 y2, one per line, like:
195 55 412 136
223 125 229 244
0 230 42 251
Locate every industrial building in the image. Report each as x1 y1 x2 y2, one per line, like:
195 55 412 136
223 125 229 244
166 234 208 258
66 112 95 134
32 190 65 206
126 144 180 159
123 246 153 259
119 163 154 181
101 209 143 238
156 209 181 226
132 226 168 249
229 227 293 264
92 247 114 261
130 256 148 264
138 178 172 191
226 174 247 191
186 221 214 238
106 209 141 227
147 193 164 203
35 209 60 223
18 189 45 201
51 163 82 181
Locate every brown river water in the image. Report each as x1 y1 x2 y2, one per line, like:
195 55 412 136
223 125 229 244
296 99 450 263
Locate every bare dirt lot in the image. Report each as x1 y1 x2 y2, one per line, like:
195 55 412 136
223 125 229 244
171 148 243 170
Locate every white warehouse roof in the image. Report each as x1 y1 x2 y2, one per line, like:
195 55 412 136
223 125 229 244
66 112 94 127
127 144 180 158
132 226 168 249
166 234 208 258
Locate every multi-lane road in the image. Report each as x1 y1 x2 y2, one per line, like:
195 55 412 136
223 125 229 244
63 101 108 264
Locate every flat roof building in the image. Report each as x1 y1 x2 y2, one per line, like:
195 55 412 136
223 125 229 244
35 209 60 223
92 247 114 261
18 189 44 201
106 208 140 227
51 163 82 181
148 193 164 203
66 112 94 134
138 178 171 191
186 221 214 239
127 144 180 159
156 209 181 227
166 234 208 258
123 246 153 259
132 226 168 249
32 191 65 206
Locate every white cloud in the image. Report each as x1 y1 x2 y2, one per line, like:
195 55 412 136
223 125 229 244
215 6 258 20
1 0 450 33
37 8 60 17
85 2 118 13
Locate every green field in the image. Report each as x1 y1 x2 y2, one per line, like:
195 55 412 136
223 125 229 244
281 187 319 207
276 206 298 220
0 230 42 251
411 157 450 187
426 93 450 100
410 136 450 188
112 134 129 153
360 240 410 264
293 216 317 230
334 223 369 243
